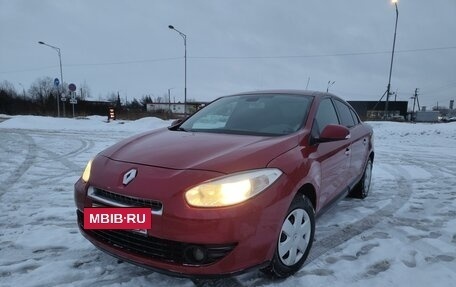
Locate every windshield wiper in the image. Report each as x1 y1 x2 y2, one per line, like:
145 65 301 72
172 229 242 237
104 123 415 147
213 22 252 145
168 125 187 132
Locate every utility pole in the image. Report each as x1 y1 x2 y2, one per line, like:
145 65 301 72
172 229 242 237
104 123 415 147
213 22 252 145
412 88 420 114
384 0 399 119
415 88 420 111
168 88 172 114
168 25 187 116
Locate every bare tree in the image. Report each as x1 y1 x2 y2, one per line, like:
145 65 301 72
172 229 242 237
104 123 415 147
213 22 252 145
78 81 91 100
140 95 153 106
28 77 55 104
128 98 142 110
0 80 18 97
106 92 117 103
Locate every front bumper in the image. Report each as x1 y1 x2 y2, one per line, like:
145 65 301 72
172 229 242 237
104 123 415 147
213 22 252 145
74 158 293 276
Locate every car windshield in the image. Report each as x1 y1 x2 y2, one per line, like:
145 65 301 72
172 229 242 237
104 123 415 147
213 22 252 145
179 94 313 136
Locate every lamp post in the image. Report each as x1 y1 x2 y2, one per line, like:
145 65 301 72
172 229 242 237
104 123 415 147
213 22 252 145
168 25 187 116
168 87 174 115
38 41 64 117
384 0 399 119
326 81 335 92
18 83 26 100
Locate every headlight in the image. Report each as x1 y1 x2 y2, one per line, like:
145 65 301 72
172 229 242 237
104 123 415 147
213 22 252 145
185 168 282 207
82 159 93 182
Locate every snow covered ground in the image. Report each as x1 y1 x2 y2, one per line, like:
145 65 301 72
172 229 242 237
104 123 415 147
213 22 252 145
1 115 455 287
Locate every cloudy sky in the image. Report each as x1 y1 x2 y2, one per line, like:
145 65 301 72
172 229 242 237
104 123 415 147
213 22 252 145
1 0 455 109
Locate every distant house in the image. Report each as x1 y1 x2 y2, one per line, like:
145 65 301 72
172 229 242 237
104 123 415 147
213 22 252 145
147 103 184 114
348 101 408 121
146 102 206 115
77 99 113 116
414 111 439 122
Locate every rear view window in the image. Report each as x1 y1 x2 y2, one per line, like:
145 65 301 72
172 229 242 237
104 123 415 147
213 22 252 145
313 98 340 135
349 108 360 125
334 100 356 128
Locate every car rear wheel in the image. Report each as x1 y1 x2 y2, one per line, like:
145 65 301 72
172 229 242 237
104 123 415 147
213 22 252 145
262 194 315 278
350 158 373 199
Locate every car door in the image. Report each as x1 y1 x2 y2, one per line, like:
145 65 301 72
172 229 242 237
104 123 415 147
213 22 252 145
333 99 368 186
310 98 351 209
348 106 370 185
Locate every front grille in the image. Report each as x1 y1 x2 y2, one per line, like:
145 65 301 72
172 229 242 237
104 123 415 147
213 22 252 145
77 210 236 265
88 187 163 215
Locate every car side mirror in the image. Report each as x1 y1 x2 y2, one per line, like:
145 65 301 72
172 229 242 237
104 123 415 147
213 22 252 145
169 117 189 130
171 118 184 126
316 124 350 143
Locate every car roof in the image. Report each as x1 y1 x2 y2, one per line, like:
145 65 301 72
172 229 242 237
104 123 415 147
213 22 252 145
229 89 334 99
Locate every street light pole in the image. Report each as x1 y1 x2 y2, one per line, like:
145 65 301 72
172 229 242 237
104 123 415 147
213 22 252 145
38 41 64 117
167 88 174 114
18 83 26 100
168 25 187 116
384 0 399 119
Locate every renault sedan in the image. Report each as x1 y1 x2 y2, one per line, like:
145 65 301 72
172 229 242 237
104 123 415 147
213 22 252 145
74 90 374 278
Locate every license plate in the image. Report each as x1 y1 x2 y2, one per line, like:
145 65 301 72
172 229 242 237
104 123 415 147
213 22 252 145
84 207 152 230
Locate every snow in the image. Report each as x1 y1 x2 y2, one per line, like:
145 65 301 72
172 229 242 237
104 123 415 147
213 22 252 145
1 115 456 287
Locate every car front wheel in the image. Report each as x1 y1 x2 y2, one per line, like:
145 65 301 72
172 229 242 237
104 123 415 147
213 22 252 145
262 194 315 278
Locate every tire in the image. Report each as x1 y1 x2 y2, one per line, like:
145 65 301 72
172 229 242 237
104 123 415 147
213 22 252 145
350 158 373 199
262 194 315 278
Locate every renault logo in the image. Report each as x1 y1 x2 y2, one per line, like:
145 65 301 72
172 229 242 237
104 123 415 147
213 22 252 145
123 169 137 185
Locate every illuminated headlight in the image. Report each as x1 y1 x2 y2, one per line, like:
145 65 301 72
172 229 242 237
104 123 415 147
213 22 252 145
185 168 282 207
82 159 93 182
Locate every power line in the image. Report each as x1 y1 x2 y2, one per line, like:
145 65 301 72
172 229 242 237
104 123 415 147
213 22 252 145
66 57 182 67
0 65 58 74
1 45 455 74
189 46 456 60
0 57 182 74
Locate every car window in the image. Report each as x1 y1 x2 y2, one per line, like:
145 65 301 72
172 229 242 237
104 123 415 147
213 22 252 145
349 107 360 125
312 98 339 137
191 101 236 129
334 100 356 128
180 94 313 136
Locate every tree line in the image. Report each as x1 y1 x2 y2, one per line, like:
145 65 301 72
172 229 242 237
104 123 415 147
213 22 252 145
0 77 171 117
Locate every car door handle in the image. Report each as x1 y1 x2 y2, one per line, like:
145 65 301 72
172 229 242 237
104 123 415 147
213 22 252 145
345 148 350 156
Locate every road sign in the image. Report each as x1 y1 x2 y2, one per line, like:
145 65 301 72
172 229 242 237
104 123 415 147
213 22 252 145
61 97 67 102
68 83 76 92
54 78 60 87
70 99 77 104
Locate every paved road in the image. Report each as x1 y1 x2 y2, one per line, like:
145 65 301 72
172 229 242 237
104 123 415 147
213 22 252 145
1 126 455 287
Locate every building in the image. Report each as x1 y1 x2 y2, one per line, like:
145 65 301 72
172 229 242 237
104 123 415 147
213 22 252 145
348 101 408 121
146 102 206 115
77 99 113 116
415 111 439 122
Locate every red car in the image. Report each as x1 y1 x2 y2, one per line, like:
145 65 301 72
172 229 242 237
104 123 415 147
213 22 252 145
74 90 374 278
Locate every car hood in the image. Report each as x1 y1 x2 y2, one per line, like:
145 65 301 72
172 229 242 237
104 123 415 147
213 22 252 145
100 128 300 174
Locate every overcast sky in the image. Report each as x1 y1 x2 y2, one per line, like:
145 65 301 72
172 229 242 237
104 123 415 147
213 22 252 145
1 0 455 109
